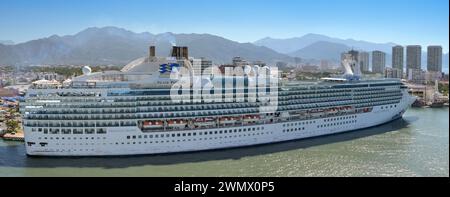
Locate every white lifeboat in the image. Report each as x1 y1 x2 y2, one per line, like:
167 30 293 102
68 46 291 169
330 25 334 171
243 115 260 123
219 117 238 124
167 119 187 128
142 120 164 129
194 118 216 127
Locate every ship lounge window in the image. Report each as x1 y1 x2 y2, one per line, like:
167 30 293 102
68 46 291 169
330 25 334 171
127 136 130 139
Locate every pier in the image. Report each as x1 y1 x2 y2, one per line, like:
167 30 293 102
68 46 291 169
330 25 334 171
1 132 24 141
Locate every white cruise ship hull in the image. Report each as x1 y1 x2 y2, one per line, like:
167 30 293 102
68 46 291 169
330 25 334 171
24 92 415 156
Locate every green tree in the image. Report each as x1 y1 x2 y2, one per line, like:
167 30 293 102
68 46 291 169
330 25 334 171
438 83 449 96
5 119 19 133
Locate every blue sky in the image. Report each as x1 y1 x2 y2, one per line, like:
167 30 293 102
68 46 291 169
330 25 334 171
0 0 448 52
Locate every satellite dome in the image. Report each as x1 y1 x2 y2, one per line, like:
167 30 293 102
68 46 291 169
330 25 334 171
82 66 92 75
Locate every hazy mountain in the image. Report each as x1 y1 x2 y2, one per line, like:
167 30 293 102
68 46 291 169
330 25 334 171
254 33 396 54
0 27 293 66
0 40 14 45
289 41 351 61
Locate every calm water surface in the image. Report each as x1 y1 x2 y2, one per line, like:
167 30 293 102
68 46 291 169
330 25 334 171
0 108 448 177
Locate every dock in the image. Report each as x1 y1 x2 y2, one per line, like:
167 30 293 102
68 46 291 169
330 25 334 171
1 132 24 141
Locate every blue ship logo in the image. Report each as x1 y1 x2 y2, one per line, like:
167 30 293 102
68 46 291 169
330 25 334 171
159 63 180 73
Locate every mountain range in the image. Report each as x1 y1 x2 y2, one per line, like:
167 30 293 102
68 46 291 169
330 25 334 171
0 40 14 45
255 34 449 72
253 33 397 54
0 26 448 72
0 27 293 66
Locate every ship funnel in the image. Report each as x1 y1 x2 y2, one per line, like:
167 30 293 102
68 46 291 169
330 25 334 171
149 46 156 58
171 46 189 59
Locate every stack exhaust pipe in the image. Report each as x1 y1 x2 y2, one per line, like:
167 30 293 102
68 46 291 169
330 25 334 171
171 46 189 59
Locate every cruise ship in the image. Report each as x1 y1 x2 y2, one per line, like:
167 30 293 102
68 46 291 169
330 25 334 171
20 46 416 156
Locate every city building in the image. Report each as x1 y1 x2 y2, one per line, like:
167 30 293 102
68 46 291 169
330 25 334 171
392 45 404 77
384 67 402 79
425 71 443 82
427 45 442 72
406 45 421 76
36 72 65 81
232 56 247 66
320 60 329 70
372 51 386 73
358 52 369 73
408 68 426 84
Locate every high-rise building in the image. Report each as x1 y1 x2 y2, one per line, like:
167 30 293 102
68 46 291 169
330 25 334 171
358 52 369 73
320 60 329 70
392 45 404 75
427 45 442 72
406 45 421 76
372 50 386 73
